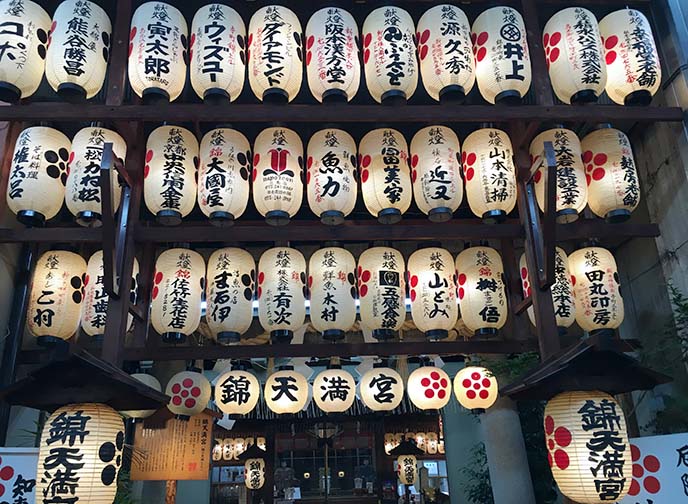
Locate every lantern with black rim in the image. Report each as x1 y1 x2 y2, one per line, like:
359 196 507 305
389 439 424 498
239 443 267 492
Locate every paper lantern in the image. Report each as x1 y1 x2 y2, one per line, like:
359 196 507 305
6 126 70 226
357 247 406 340
190 4 246 103
362 7 418 104
309 247 356 340
247 5 303 103
313 368 356 413
0 0 50 103
166 370 212 418
305 7 360 103
28 250 86 345
544 391 631 503
245 457 266 490
65 126 127 227
410 126 463 222
215 369 260 415
144 125 199 226
198 128 251 226
206 247 255 344
359 128 412 224
306 128 357 225
462 128 517 223
257 247 306 343
599 9 661 106
37 403 125 503
455 246 508 336
151 248 204 344
530 128 587 223
397 455 417 485
581 126 640 223
417 5 475 103
471 7 531 104
407 247 458 340
121 373 162 419
569 247 624 334
264 367 309 414
128 2 188 103
252 127 303 226
407 366 451 410
543 8 606 104
359 366 404 411
453 366 498 411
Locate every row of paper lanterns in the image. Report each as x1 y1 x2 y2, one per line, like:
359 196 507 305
0 1 660 106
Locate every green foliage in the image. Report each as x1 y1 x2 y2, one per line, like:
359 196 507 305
114 470 138 504
459 442 494 504
517 400 558 504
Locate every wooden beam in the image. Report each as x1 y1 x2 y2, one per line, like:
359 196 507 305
104 0 132 107
520 0 554 105
0 227 101 243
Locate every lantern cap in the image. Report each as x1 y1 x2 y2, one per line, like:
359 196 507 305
321 210 345 226
605 209 632 224
209 211 236 227
0 81 21 104
203 88 230 105
388 438 424 457
439 85 466 105
162 331 187 344
218 331 241 344
322 89 348 104
16 210 46 228
57 83 87 104
238 443 266 461
271 330 293 343
142 87 170 105
570 89 598 104
482 210 506 225
75 210 102 228
495 90 522 105
428 207 453 223
625 89 653 106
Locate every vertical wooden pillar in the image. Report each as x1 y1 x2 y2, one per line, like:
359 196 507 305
263 425 276 504
165 480 177 504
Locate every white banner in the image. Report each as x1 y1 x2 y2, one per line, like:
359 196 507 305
0 447 38 504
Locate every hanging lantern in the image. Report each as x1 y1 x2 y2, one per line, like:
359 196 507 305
455 246 508 336
151 248 204 344
0 0 50 103
599 9 661 106
397 455 417 485
244 454 266 490
190 4 246 103
306 129 358 225
247 5 303 103
357 247 406 340
471 7 531 105
410 126 463 222
313 367 356 413
453 366 498 412
128 2 188 104
568 247 624 335
544 391 631 503
65 126 127 227
166 370 212 418
6 126 70 226
359 365 404 411
28 250 86 346
530 128 587 224
144 125 199 226
359 128 412 224
198 128 251 227
214 368 260 415
543 8 606 104
362 6 418 104
206 248 255 345
252 127 303 226
264 367 309 414
121 373 162 420
417 5 475 103
407 366 451 410
37 403 125 503
581 126 640 223
257 247 306 343
407 247 458 340
462 128 517 224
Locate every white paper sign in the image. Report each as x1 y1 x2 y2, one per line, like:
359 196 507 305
0 448 38 504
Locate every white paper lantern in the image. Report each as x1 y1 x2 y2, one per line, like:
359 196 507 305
264 368 309 414
215 369 260 415
359 366 404 411
453 366 498 411
166 370 212 418
397 455 417 485
121 373 162 419
313 368 356 413
407 366 451 410
245 458 266 490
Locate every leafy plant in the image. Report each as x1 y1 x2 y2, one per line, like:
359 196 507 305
114 470 138 504
459 442 494 504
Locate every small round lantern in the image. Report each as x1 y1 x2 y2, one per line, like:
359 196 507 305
313 367 356 413
166 369 212 419
264 367 309 414
121 373 162 420
215 368 260 416
359 365 404 411
453 366 498 412
407 366 451 410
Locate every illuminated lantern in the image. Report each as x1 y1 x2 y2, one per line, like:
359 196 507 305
306 129 357 225
151 248 204 344
252 127 303 226
544 391 631 503
357 247 406 340
362 7 418 104
190 4 246 103
359 128 412 224
264 367 309 414
599 9 661 106
248 5 303 103
166 370 212 418
305 7 360 103
359 365 404 411
313 367 356 413
581 126 640 223
28 250 86 346
244 455 266 490
568 247 624 335
410 126 463 222
206 247 255 344
471 7 531 104
128 2 188 103
530 128 587 223
417 5 475 103
407 247 458 340
144 125 199 226
543 8 606 104
6 126 70 226
0 0 50 103
407 366 451 410
121 373 162 419
215 368 260 415
453 366 498 411
65 126 127 227
309 247 356 340
198 128 251 226
257 247 306 343
455 246 507 336
37 403 125 503
397 455 417 485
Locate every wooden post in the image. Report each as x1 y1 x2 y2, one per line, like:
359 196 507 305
165 480 177 504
